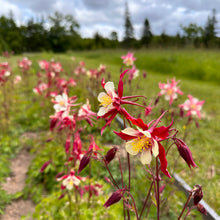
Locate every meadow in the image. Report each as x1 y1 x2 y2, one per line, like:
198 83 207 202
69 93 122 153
0 49 219 219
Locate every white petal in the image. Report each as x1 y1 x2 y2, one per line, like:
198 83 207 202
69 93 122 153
54 104 60 112
152 140 159 157
172 93 177 100
121 127 139 136
97 107 107 116
55 95 63 102
125 141 139 155
98 92 107 102
104 82 115 94
62 93 68 101
140 150 152 164
165 95 170 101
138 128 151 138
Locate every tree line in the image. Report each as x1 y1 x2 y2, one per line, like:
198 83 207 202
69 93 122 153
0 8 219 53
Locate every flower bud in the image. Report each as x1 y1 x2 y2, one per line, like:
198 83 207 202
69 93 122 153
197 203 207 215
78 149 93 173
145 106 152 116
193 185 203 205
40 160 52 173
173 138 197 168
104 189 125 208
65 135 71 153
104 146 118 165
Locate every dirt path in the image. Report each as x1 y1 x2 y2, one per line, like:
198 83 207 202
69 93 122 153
0 147 35 220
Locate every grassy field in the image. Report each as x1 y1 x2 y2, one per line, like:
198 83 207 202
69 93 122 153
0 49 219 218
68 49 220 215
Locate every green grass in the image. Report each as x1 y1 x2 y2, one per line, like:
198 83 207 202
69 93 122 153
68 49 220 215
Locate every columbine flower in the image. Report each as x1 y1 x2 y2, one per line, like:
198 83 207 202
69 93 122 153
14 75 22 84
97 81 118 117
51 62 63 73
121 52 136 66
88 135 101 152
114 112 173 177
179 95 205 119
38 60 50 71
83 184 103 198
127 65 139 84
78 99 96 126
53 93 69 112
18 57 32 71
98 64 106 73
57 171 84 190
158 78 183 105
97 70 146 134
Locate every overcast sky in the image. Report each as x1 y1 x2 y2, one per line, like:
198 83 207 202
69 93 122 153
1 0 220 40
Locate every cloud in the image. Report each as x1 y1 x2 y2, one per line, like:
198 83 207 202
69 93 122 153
0 0 219 39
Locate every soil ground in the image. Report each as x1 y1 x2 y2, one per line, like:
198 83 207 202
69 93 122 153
0 147 35 220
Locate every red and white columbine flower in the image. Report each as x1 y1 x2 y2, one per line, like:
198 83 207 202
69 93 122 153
18 57 32 71
38 60 50 71
78 99 96 126
14 75 22 84
53 93 69 112
97 70 146 134
57 171 85 190
121 52 136 66
158 78 183 105
127 65 139 83
114 112 173 177
179 95 205 119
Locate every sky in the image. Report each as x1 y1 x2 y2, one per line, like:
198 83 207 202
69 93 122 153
0 0 220 40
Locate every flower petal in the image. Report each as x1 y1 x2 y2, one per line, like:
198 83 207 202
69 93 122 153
158 143 171 178
152 139 159 157
104 82 115 96
98 92 107 102
125 141 139 155
97 107 107 116
140 150 152 164
121 127 139 136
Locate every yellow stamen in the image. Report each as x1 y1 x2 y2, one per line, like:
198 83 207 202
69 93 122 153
59 100 66 106
131 136 152 153
100 95 113 107
126 59 132 66
68 179 74 186
166 88 173 95
191 104 197 110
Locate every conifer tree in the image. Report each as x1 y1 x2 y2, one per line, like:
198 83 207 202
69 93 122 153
141 18 152 47
122 2 135 48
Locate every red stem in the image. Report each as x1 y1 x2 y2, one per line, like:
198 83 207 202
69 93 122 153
156 158 160 220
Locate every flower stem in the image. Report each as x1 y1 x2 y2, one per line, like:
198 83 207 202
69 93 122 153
105 161 120 189
156 158 160 220
117 154 124 187
127 152 131 190
178 192 193 220
139 182 154 219
127 191 139 220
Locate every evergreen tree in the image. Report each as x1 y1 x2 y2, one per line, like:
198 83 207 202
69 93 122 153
122 2 135 48
141 18 152 47
203 9 217 47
